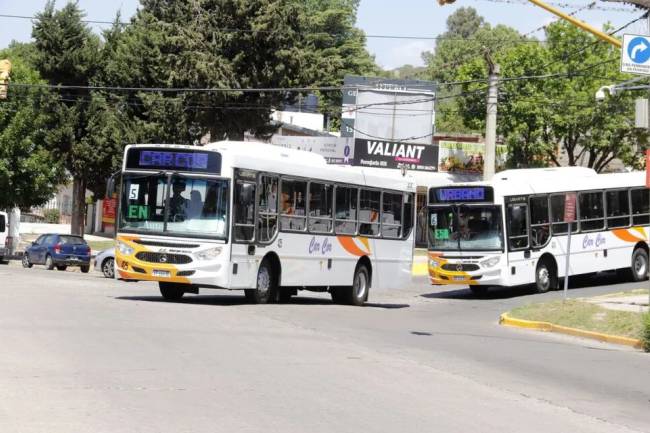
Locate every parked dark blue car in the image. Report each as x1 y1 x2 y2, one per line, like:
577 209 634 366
22 234 91 272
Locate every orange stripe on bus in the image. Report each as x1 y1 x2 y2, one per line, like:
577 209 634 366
337 236 368 257
612 228 645 243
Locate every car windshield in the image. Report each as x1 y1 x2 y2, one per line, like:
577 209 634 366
429 205 504 251
119 173 229 239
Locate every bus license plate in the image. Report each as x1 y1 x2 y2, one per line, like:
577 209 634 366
153 270 170 278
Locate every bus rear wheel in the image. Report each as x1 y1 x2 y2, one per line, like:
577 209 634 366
535 259 556 293
631 248 649 282
159 282 185 301
332 265 370 306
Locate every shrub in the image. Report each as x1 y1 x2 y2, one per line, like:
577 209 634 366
43 208 60 224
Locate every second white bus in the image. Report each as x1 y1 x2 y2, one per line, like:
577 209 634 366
427 167 649 295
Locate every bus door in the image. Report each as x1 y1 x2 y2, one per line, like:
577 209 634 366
505 197 533 285
231 172 258 288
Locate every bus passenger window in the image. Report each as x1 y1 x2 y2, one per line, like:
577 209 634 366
335 186 358 235
309 183 333 233
280 179 307 231
579 191 604 231
257 176 278 242
606 190 630 228
529 196 550 247
550 194 577 235
507 203 528 249
381 192 403 238
631 188 650 225
359 189 380 236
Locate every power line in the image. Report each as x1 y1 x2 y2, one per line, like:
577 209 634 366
469 0 637 12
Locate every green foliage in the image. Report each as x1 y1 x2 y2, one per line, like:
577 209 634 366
42 208 60 224
0 45 66 210
642 312 650 353
455 21 645 171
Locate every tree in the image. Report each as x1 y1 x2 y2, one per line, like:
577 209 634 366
0 44 66 212
455 21 645 171
32 1 102 235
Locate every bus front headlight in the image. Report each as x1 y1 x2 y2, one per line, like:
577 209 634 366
196 246 223 261
117 241 134 256
480 256 500 268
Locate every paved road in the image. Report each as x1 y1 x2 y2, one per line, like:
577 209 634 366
0 263 648 433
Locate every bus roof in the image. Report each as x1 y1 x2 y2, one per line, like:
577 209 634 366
433 167 645 196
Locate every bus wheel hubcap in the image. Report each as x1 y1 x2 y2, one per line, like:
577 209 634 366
258 268 270 293
538 268 549 288
634 256 647 277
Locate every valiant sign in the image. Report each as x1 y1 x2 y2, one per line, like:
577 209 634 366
353 139 438 172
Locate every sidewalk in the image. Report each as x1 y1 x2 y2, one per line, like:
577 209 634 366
585 293 649 313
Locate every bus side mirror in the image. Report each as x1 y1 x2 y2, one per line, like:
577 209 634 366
106 170 120 198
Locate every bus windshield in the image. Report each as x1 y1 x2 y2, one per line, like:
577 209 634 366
429 205 503 251
119 173 229 239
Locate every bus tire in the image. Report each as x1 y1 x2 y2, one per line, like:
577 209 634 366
159 282 185 301
631 247 649 282
535 258 556 293
348 264 370 306
245 260 276 304
469 285 489 297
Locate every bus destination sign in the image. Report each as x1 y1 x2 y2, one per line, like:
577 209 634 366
429 186 494 204
125 148 221 173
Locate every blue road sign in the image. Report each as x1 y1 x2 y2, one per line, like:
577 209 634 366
622 34 650 76
627 37 650 64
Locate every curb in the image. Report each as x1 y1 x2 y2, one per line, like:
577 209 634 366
499 312 644 349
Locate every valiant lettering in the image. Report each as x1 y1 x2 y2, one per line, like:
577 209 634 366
367 141 425 160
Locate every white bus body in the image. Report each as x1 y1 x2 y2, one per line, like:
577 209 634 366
427 167 649 294
0 211 7 261
115 141 417 304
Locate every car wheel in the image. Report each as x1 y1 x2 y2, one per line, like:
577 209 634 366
631 248 649 282
102 258 115 279
45 255 55 270
245 260 276 304
159 282 185 301
80 265 90 274
535 259 556 293
22 255 33 268
56 265 67 271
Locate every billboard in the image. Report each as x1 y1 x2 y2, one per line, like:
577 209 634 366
353 138 438 171
269 136 354 164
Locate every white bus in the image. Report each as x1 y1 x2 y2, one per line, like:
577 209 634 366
427 167 649 295
113 141 417 305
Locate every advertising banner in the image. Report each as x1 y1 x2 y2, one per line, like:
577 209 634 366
102 196 117 232
353 138 438 172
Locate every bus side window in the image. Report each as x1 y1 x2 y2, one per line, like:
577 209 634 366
258 176 279 242
233 181 256 242
507 203 528 250
549 194 577 235
381 192 403 238
579 191 604 232
280 179 307 232
606 189 630 228
529 195 550 248
308 182 333 233
335 186 358 235
631 188 650 225
359 189 380 236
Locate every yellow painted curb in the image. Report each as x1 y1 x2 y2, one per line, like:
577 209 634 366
412 262 428 277
499 312 644 349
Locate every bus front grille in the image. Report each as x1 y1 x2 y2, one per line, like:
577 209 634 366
135 252 193 265
441 263 480 272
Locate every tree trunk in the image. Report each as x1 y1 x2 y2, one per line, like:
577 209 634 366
70 177 86 237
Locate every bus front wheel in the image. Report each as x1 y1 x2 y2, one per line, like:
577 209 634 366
159 282 185 301
631 248 649 282
535 259 556 293
245 260 276 304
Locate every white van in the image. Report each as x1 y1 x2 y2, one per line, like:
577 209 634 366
0 211 7 262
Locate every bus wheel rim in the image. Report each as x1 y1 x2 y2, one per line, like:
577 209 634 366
538 267 549 289
634 255 647 277
355 271 367 299
258 267 270 294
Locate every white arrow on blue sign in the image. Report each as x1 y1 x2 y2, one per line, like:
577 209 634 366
622 34 650 76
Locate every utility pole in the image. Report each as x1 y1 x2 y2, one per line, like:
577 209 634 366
484 51 499 181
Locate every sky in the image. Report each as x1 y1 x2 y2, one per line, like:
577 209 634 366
0 0 646 70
